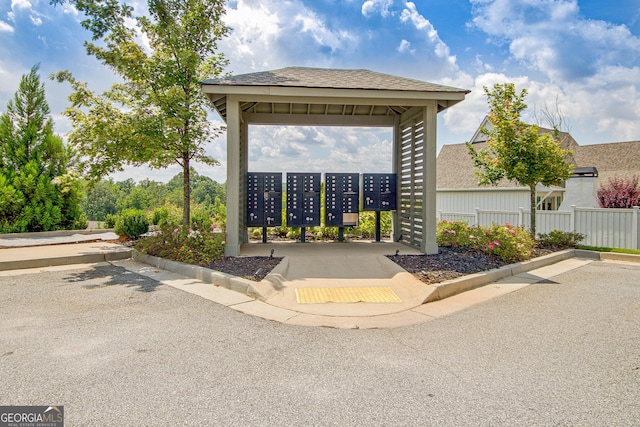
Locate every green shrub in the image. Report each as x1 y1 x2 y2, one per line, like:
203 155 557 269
104 213 118 228
191 205 213 230
135 223 225 266
114 209 149 238
537 230 585 248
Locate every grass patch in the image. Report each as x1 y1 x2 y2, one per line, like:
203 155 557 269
578 246 640 255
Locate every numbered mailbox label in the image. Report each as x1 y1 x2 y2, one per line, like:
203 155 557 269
363 173 397 211
286 173 321 227
325 173 360 226
247 172 282 227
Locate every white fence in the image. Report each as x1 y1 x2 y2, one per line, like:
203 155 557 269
438 206 640 250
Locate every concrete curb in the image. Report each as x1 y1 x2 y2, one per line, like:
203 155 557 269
423 249 577 303
135 248 587 309
0 249 132 271
575 249 640 263
0 229 115 239
132 251 274 297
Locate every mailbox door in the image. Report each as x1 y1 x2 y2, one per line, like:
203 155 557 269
362 173 396 212
247 172 282 227
325 173 359 226
287 173 321 227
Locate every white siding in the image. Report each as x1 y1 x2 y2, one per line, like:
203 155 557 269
437 189 530 213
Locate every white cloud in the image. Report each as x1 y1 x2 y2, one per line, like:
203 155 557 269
361 0 393 18
397 39 414 54
221 0 357 73
398 1 458 75
0 21 14 33
11 0 32 10
470 0 640 82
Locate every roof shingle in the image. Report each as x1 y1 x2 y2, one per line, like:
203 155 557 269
202 67 469 93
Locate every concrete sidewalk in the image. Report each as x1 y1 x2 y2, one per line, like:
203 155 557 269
4 235 631 328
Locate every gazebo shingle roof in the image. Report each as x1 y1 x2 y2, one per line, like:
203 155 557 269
202 67 468 93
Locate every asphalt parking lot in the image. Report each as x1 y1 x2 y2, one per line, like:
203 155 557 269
1 260 639 426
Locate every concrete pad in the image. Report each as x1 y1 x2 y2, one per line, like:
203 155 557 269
599 252 640 264
229 300 301 323
0 242 131 271
285 310 433 329
0 262 110 276
516 258 594 281
414 282 532 319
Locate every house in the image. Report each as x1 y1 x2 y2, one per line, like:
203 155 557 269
436 117 640 213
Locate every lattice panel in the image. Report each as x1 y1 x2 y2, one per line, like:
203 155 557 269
399 117 426 248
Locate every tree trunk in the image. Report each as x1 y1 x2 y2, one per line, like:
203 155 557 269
182 158 190 226
529 184 537 237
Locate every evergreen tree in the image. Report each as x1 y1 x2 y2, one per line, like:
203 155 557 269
0 65 87 232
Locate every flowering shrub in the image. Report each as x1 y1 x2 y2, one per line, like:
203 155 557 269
474 223 535 263
436 220 473 247
134 222 225 266
437 220 535 263
537 230 584 248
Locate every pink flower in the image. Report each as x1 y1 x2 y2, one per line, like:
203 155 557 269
505 222 511 227
173 228 179 233
509 229 515 235
488 243 495 250
494 240 501 247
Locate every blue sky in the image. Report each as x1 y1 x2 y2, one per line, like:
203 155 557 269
1 0 640 183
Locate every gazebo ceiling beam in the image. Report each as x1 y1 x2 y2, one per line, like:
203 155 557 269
244 112 397 127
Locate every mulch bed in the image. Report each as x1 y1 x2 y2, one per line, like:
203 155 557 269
205 256 283 281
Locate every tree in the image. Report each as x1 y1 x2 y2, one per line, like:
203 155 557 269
467 83 574 236
51 0 228 225
597 175 640 208
0 65 87 232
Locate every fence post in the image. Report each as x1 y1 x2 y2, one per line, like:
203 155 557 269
570 205 576 232
518 207 524 227
475 207 480 226
633 206 639 250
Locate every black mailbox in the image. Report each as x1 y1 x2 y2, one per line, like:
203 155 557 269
325 173 359 227
247 172 282 227
286 173 321 227
363 173 397 211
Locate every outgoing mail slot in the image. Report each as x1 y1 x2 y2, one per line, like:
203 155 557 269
342 213 359 227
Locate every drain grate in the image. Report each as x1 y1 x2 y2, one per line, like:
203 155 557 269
295 287 402 304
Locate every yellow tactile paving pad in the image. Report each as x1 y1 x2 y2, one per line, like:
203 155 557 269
295 287 402 304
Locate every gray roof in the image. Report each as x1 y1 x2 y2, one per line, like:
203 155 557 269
438 130 580 189
437 136 640 190
201 67 469 94
572 140 640 184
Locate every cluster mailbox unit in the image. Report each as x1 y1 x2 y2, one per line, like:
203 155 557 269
362 173 397 242
247 172 397 243
246 172 282 242
325 173 360 241
286 173 321 242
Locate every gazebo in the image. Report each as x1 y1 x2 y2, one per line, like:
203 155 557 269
200 67 469 256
